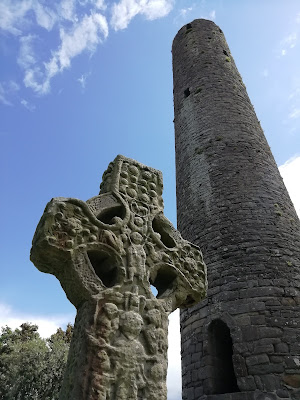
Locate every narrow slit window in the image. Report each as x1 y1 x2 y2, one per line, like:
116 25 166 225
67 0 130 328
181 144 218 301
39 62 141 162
184 88 190 98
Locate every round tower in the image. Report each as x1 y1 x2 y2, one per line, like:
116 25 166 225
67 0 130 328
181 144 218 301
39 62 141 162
172 19 300 400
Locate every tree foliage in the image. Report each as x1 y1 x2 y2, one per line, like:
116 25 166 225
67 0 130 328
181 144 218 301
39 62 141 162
0 322 73 400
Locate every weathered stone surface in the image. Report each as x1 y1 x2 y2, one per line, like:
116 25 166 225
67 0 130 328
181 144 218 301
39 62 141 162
173 18 300 399
31 155 207 400
282 374 300 388
276 389 290 398
245 354 269 367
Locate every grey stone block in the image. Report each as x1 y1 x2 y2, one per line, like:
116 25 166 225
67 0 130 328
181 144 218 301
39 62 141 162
259 375 281 391
259 327 283 339
276 389 290 398
232 354 248 377
274 342 289 353
246 354 269 366
248 364 284 375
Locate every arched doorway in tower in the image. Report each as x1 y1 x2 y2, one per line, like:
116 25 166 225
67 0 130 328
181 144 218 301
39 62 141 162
207 319 239 394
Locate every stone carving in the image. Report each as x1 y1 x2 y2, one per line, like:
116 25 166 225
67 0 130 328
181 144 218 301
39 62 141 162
31 155 207 399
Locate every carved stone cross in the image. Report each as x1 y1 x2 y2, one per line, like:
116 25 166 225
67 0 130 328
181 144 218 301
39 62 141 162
31 155 207 400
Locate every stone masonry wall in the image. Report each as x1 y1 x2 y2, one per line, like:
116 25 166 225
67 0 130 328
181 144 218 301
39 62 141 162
172 19 300 400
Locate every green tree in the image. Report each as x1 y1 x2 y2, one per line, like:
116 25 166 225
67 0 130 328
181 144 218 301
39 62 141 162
49 323 73 345
0 323 73 400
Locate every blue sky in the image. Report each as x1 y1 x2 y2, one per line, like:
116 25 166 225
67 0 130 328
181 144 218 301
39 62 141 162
1 1 300 399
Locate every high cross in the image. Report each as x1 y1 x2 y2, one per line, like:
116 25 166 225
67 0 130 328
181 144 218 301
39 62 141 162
31 155 207 400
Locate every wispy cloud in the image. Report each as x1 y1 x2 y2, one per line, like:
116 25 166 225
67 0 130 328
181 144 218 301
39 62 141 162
288 108 300 119
0 0 59 35
24 13 108 94
288 87 300 100
17 34 37 69
111 0 174 31
280 32 297 56
0 302 75 338
278 14 300 57
0 83 13 106
209 10 216 20
77 71 91 90
2 2 108 97
21 98 36 111
94 0 107 10
287 79 300 123
57 13 108 69
1 0 173 97
58 0 76 22
0 80 20 105
279 156 300 217
34 2 58 30
0 0 32 35
179 7 193 17
173 6 193 25
174 4 216 26
262 68 269 78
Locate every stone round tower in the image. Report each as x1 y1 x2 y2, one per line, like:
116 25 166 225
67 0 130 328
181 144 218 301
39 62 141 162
172 19 300 400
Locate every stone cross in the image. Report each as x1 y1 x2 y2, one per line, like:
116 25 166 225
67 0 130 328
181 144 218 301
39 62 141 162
31 155 207 400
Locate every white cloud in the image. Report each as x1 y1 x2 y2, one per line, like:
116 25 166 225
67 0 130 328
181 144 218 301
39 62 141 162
281 32 297 51
77 72 91 89
199 9 217 23
21 98 36 111
0 303 75 338
179 7 192 17
142 0 173 20
167 309 182 400
209 10 216 20
78 0 89 6
262 68 269 78
17 34 37 69
24 66 49 94
288 108 300 119
0 0 59 35
287 82 300 122
0 0 32 35
278 16 300 57
111 0 143 30
111 0 173 31
58 13 108 69
288 87 300 100
24 13 108 94
0 80 20 106
94 0 107 10
279 156 300 217
34 2 57 30
77 0 107 9
8 80 20 91
173 6 193 26
58 0 77 22
2 0 172 96
0 83 12 106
